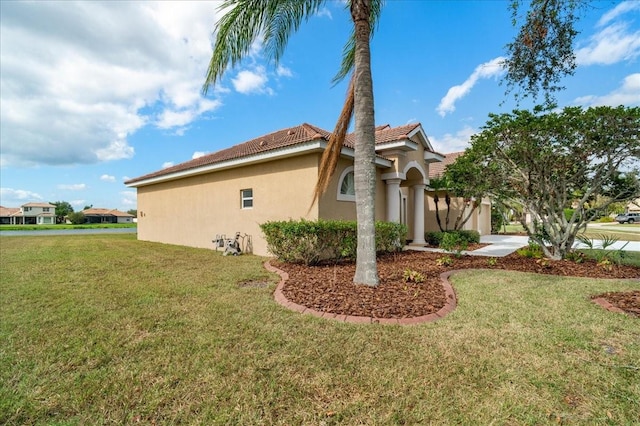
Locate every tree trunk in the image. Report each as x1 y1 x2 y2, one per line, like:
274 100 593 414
351 0 378 286
434 193 444 232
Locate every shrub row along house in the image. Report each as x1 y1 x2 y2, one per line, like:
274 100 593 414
125 123 490 256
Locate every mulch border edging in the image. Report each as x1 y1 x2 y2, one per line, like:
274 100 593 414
264 260 460 325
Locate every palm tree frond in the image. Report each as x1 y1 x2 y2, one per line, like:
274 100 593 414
203 0 327 94
310 76 355 210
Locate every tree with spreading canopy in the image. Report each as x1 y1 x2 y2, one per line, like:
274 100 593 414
201 0 586 285
51 201 74 224
453 105 640 260
429 153 494 232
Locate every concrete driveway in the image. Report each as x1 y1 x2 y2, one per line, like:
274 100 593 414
409 233 640 257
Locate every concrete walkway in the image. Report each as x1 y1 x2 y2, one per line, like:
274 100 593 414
407 234 640 257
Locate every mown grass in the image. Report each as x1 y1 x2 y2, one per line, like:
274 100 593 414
1 235 638 425
497 223 640 242
0 223 136 231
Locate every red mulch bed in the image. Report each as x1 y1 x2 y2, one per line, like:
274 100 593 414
273 250 640 319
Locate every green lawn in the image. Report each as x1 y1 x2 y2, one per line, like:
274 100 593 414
1 235 638 425
497 223 640 242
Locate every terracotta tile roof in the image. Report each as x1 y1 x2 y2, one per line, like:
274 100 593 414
82 208 133 217
126 122 429 185
0 206 21 217
367 123 422 145
428 151 465 178
22 202 55 208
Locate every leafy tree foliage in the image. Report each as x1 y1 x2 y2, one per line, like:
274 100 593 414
457 105 640 260
504 0 585 105
67 212 86 225
51 201 74 224
127 209 138 218
433 152 497 232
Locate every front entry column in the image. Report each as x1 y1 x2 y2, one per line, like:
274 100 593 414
385 179 402 223
412 184 426 245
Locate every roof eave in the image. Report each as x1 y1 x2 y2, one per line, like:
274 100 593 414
424 151 446 164
127 140 393 188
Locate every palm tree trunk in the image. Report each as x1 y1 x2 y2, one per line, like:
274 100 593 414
351 0 378 286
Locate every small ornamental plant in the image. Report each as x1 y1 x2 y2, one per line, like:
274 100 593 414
403 269 425 284
436 255 454 266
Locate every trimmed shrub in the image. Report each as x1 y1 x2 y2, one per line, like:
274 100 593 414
425 231 445 246
440 231 468 257
260 219 407 265
424 230 480 246
456 230 480 244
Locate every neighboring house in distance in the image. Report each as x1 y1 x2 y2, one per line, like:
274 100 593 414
126 122 487 256
0 202 56 225
627 198 640 213
0 206 21 224
82 208 135 224
426 151 492 235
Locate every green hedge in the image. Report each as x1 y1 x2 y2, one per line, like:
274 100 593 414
424 230 480 246
260 219 407 265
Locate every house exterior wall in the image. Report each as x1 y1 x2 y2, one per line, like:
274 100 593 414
136 154 320 256
318 158 388 222
424 192 491 236
628 198 640 213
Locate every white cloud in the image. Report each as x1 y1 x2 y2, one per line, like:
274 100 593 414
232 66 273 95
100 174 116 182
576 2 640 66
316 7 333 20
192 151 207 159
120 191 137 207
576 23 640 66
71 200 86 208
428 125 477 154
597 1 640 27
276 65 293 78
0 187 43 205
58 184 87 191
162 162 174 169
0 1 225 167
437 57 505 117
573 73 640 107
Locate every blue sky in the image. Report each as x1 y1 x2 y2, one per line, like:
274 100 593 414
1 0 639 211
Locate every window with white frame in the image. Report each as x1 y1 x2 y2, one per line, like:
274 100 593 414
337 167 355 202
241 188 253 209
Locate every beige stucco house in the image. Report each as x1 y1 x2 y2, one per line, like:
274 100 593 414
126 123 488 256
